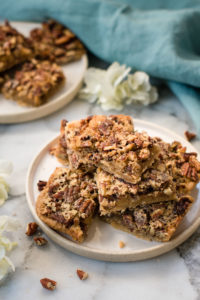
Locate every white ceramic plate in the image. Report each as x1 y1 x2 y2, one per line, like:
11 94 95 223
26 119 200 262
0 22 88 124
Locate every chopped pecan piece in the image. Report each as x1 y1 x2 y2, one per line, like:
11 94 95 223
37 180 47 191
122 214 134 230
40 278 57 290
138 149 150 160
77 269 88 280
134 209 148 227
151 209 164 220
26 222 38 236
119 241 125 248
34 236 48 246
185 131 196 141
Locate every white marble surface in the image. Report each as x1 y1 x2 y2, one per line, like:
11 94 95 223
0 61 200 299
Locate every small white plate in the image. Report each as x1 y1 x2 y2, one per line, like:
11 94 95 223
0 22 88 124
26 119 200 262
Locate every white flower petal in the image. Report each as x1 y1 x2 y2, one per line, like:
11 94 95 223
0 236 17 252
0 216 20 233
0 216 19 282
0 256 15 281
0 245 6 261
0 258 10 281
0 182 8 198
4 256 15 272
0 160 13 177
106 62 131 86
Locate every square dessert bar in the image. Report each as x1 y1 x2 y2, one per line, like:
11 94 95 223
96 139 200 216
36 167 98 243
2 59 65 107
102 195 194 242
64 115 160 184
95 167 177 216
30 19 85 64
0 21 33 72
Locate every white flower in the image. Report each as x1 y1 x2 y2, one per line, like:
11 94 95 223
0 255 15 281
0 216 20 234
0 160 13 206
0 216 20 282
78 62 158 111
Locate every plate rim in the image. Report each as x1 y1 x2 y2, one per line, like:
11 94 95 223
25 118 200 262
0 21 88 124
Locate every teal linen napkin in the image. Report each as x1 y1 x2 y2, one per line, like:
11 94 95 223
1 0 200 134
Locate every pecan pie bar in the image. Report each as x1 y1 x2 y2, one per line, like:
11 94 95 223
57 115 159 184
96 139 200 216
95 167 177 216
2 59 65 107
36 167 98 242
0 21 33 72
30 19 85 64
102 195 194 242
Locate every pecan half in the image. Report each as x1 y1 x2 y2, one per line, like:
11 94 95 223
26 222 38 236
185 131 196 141
34 236 48 246
75 198 95 217
181 162 190 177
76 269 88 280
37 180 47 191
183 152 197 161
40 278 57 290
64 185 80 203
181 162 198 180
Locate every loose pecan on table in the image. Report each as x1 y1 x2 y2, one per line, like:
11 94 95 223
184 131 196 142
26 222 38 236
34 236 48 246
40 278 57 290
76 269 88 280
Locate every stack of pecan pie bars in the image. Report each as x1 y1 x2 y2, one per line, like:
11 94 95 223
36 115 200 243
0 19 85 106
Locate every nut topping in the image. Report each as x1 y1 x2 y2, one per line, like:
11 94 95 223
119 241 125 248
34 236 48 246
26 222 38 236
184 131 196 141
76 269 88 280
40 278 57 290
37 180 47 191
